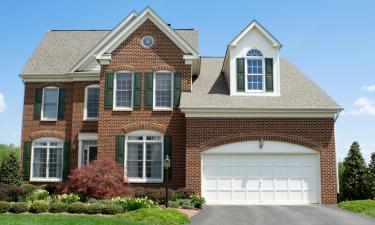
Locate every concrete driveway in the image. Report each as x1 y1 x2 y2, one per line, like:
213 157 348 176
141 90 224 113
189 205 375 225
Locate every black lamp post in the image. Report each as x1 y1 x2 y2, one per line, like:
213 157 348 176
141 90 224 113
164 155 171 208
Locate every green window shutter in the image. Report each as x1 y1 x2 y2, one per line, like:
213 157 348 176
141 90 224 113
133 72 141 109
173 73 181 108
34 88 42 120
144 73 153 109
116 135 125 164
63 140 71 181
236 58 245 92
164 134 172 181
265 58 274 92
57 88 65 119
23 141 31 179
105 73 114 109
89 147 97 162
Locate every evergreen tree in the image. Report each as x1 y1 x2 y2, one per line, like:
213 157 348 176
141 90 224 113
367 152 375 199
338 161 345 201
0 153 23 185
341 142 368 200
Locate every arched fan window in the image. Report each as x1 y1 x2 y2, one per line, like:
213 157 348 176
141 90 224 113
247 49 263 57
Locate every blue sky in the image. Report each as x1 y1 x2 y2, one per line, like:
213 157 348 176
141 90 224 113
0 0 374 162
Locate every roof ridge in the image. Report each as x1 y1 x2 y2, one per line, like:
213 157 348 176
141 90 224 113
48 30 112 31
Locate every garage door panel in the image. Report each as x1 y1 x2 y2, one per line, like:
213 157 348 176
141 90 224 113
260 166 274 176
233 191 246 201
205 178 218 189
205 166 231 177
303 178 317 190
261 178 274 190
289 178 302 190
275 178 288 190
218 178 232 189
205 191 218 201
246 178 260 190
232 167 246 177
247 191 260 202
233 178 246 189
290 191 303 202
274 166 288 176
246 167 259 177
275 191 288 201
261 191 274 202
219 191 232 201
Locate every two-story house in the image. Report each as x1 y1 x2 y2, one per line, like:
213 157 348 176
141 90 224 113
20 7 342 204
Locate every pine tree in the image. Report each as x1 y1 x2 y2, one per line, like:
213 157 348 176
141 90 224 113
367 152 375 199
0 153 23 185
341 142 369 200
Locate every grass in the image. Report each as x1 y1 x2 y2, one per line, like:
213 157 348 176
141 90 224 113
0 213 154 225
116 208 190 225
338 200 375 218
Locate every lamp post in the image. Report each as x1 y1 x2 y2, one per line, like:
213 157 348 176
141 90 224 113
164 155 171 208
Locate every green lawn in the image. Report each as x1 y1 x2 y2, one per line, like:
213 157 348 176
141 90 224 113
116 208 190 225
338 200 375 218
0 214 154 225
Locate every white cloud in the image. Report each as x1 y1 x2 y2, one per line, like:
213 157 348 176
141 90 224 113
0 93 6 112
343 97 375 116
362 84 375 92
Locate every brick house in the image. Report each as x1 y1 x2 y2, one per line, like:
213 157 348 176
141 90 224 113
20 7 342 204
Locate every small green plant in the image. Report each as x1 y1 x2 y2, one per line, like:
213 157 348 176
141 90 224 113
67 202 87 214
9 202 29 213
0 201 11 213
112 197 155 212
84 203 105 214
21 184 36 194
190 194 205 209
56 193 80 204
101 203 123 215
29 200 48 213
48 202 68 213
28 189 49 202
168 199 194 209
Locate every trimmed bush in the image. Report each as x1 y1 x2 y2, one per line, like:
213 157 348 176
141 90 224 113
146 188 176 204
168 199 194 209
0 201 11 213
0 183 28 202
101 204 123 215
49 202 68 213
29 200 48 213
9 202 29 213
28 189 49 202
134 187 147 198
67 202 87 214
62 160 133 200
112 197 155 212
0 153 23 186
43 184 56 195
84 203 105 214
56 193 80 204
21 184 36 194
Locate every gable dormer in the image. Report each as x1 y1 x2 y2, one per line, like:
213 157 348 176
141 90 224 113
222 20 282 96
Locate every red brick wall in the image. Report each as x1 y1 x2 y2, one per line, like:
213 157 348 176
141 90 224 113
96 19 191 189
185 118 337 204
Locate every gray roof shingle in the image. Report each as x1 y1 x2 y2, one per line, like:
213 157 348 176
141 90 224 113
21 29 199 75
180 57 341 110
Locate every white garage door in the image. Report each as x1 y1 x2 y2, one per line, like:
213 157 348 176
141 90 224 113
202 154 320 204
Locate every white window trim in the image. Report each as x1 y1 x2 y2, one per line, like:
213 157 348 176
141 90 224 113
41 86 59 121
83 84 100 121
78 133 98 168
113 71 134 111
153 71 173 111
245 56 266 93
124 130 164 183
30 137 63 182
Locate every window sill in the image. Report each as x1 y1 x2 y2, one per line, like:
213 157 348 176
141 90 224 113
30 178 62 182
113 108 133 111
152 108 173 112
40 118 58 122
127 179 163 183
83 118 98 121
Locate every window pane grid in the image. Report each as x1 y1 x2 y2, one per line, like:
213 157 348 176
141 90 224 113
32 140 63 180
86 87 99 118
43 88 58 119
127 143 143 178
247 59 263 91
116 73 132 108
155 73 172 108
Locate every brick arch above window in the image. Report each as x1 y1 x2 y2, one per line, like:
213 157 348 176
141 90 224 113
121 122 167 134
28 130 66 141
197 132 323 153
107 65 136 73
152 65 176 73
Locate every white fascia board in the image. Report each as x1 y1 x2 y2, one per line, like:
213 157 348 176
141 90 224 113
21 72 100 82
180 107 342 118
69 11 138 73
78 132 98 141
96 7 199 60
230 20 282 48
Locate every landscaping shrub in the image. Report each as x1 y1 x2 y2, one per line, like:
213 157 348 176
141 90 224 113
175 187 195 200
56 193 80 204
84 203 105 214
134 187 147 198
48 202 67 213
67 202 87 214
168 200 180 208
43 184 56 195
62 159 133 200
29 200 48 213
9 202 29 213
0 183 28 202
190 194 205 209
168 199 194 209
0 153 22 186
0 201 11 213
116 208 190 225
28 189 49 202
101 203 123 215
147 188 176 203
341 142 369 200
112 197 155 212
21 184 36 194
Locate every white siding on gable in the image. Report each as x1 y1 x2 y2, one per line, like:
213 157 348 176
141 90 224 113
224 26 281 96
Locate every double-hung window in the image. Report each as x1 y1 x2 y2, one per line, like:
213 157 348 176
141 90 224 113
114 72 133 109
125 131 163 182
42 87 59 120
154 72 173 109
31 138 63 181
84 84 99 120
246 49 265 92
